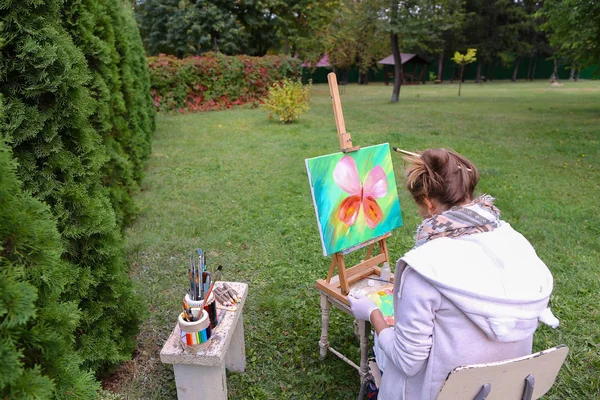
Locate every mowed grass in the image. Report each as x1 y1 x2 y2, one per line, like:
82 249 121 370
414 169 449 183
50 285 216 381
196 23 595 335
112 80 600 399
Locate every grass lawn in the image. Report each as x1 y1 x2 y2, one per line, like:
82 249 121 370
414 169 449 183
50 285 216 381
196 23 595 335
108 80 600 399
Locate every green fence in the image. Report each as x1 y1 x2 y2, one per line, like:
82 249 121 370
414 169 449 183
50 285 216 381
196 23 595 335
303 56 598 84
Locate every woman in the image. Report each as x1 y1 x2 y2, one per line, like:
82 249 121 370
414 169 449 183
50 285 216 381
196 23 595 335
348 148 559 400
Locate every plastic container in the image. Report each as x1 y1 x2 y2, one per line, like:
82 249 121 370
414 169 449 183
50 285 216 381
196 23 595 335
179 309 212 351
380 262 391 282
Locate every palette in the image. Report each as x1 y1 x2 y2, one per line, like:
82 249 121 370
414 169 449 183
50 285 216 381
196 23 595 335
366 284 395 325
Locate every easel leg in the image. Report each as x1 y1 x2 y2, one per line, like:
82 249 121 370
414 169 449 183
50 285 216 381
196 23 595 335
379 238 390 263
357 319 371 382
365 243 375 260
336 254 350 295
319 293 331 360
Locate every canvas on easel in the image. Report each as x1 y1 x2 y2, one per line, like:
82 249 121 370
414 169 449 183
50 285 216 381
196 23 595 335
305 143 402 256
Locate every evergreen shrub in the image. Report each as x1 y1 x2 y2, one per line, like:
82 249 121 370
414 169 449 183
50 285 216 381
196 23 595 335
0 0 149 381
62 0 155 228
147 53 303 112
262 79 311 123
0 138 99 398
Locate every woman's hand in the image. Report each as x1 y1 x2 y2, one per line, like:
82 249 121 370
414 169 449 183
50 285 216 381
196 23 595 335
348 294 379 322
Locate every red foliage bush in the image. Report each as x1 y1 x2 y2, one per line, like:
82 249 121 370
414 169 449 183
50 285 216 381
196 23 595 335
147 53 302 113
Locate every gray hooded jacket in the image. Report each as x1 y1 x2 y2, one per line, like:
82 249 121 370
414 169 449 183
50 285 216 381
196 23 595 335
375 222 557 400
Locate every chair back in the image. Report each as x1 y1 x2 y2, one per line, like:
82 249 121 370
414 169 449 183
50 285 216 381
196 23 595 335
437 345 569 400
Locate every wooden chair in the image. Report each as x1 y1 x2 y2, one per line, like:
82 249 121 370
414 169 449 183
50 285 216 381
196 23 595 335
437 345 569 400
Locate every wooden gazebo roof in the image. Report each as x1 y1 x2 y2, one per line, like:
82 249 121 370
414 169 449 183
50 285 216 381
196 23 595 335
378 54 428 65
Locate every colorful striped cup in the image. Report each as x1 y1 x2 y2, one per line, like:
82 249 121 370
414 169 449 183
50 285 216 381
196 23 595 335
179 309 212 351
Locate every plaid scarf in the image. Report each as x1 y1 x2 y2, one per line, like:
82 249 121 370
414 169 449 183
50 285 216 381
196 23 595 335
415 195 501 247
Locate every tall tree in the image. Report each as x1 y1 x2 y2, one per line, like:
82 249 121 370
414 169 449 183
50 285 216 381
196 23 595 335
540 0 600 73
390 0 402 101
186 0 247 54
327 0 390 84
136 0 247 57
434 12 466 82
136 0 179 55
388 0 463 102
462 0 531 82
271 0 342 65
232 1 279 56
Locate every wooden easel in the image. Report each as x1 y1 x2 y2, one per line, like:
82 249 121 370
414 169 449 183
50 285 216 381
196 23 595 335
315 73 392 305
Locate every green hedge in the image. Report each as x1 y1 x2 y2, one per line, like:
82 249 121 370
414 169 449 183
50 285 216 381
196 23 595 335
0 0 154 394
63 0 155 228
147 53 303 112
0 138 99 399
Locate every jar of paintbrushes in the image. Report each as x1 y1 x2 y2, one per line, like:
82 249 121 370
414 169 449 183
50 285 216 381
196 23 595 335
179 249 218 350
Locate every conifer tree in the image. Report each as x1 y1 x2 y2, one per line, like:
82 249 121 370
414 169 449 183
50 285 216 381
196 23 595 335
0 103 99 397
0 0 143 376
111 0 155 186
62 0 155 229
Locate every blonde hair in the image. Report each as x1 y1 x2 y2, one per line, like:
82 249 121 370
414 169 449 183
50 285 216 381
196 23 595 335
404 148 479 207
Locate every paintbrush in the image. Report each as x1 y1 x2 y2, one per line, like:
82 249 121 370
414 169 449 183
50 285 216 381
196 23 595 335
392 147 421 157
367 277 393 284
189 255 194 300
191 254 199 301
201 282 216 310
197 248 205 272
213 265 223 283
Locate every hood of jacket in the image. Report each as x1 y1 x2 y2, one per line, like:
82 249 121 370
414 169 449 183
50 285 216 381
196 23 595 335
400 221 557 343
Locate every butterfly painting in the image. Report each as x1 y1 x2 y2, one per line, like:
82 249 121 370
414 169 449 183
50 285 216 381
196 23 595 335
306 143 402 256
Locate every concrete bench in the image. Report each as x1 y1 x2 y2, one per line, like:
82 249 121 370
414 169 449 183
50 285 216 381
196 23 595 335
160 281 248 400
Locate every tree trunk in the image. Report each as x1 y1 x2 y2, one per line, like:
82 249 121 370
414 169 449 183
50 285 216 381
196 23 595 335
213 36 218 53
458 65 464 96
569 67 575 80
283 38 289 55
531 57 538 80
512 57 520 82
359 72 369 85
437 51 444 82
552 57 559 81
390 31 402 103
475 61 482 83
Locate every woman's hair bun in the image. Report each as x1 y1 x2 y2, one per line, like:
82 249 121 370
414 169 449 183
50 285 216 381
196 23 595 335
422 149 448 174
404 148 479 208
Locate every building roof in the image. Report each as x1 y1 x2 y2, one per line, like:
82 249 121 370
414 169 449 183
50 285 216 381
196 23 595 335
302 54 331 68
302 53 429 68
378 54 428 65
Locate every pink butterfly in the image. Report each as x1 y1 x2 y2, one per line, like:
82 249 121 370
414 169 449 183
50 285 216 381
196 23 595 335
333 156 388 229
